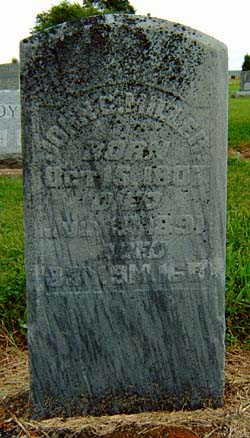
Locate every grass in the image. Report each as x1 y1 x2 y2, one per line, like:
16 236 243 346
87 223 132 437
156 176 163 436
0 80 250 348
228 79 250 150
226 158 250 346
0 176 26 345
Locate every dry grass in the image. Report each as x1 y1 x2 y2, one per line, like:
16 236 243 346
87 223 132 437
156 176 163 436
228 147 250 159
0 168 22 174
0 346 29 398
0 347 249 437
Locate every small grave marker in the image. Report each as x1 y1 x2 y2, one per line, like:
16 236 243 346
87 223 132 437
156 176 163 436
240 70 250 91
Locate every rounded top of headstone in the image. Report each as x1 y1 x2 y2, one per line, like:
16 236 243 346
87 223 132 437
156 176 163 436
21 14 226 50
20 14 227 106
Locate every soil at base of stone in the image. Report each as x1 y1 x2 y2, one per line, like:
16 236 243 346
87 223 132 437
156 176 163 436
0 346 250 438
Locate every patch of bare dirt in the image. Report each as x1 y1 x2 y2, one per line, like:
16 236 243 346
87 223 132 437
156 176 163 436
228 148 250 159
0 346 249 437
0 168 22 175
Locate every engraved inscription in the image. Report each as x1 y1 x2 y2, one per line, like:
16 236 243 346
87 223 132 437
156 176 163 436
0 104 19 119
0 93 21 152
86 140 171 161
110 214 205 237
44 218 101 239
43 260 210 291
40 87 210 165
42 92 209 151
44 165 209 189
43 215 205 240
35 85 212 296
91 191 162 211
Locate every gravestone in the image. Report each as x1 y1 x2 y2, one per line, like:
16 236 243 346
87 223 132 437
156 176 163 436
0 90 21 166
240 70 250 91
0 62 19 90
233 70 250 97
20 15 228 419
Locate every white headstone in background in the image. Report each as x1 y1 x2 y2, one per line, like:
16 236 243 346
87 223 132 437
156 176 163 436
0 90 21 164
0 62 19 90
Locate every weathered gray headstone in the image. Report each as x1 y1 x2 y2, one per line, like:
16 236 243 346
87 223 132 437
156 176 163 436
240 70 250 91
233 70 250 97
20 15 228 419
0 90 21 165
0 62 19 90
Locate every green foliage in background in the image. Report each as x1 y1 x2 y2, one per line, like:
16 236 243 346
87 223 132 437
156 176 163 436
228 79 250 150
242 53 250 71
83 0 135 13
32 0 135 34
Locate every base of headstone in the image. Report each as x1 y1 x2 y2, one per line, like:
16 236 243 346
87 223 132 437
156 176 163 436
232 91 250 98
0 153 22 168
31 389 223 419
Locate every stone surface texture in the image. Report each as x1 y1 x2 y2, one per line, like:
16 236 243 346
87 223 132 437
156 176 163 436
0 63 19 90
0 90 21 160
20 15 228 419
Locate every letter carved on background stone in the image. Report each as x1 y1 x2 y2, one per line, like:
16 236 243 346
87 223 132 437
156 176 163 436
0 90 20 156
